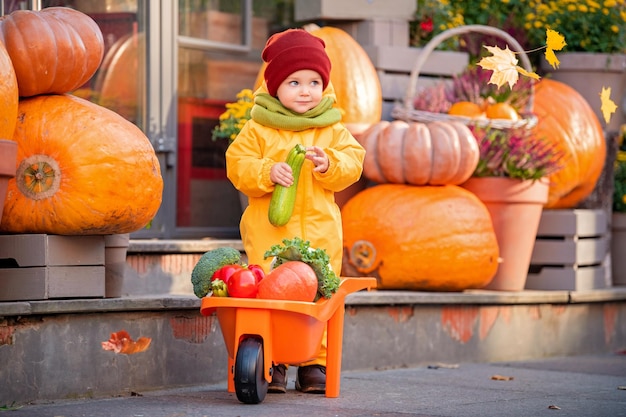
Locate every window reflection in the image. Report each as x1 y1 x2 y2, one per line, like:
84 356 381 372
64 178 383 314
176 1 293 231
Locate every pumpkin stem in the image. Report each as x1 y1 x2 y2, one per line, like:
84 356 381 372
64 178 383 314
16 154 61 200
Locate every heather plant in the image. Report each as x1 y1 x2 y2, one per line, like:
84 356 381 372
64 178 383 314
412 65 534 114
472 126 566 180
447 66 534 113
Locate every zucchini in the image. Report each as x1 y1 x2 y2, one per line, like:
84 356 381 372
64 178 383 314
268 144 307 227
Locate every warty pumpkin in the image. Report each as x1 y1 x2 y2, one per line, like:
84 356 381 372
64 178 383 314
254 25 382 134
532 79 606 208
0 40 17 140
0 7 104 97
362 120 479 185
341 184 499 291
0 94 163 235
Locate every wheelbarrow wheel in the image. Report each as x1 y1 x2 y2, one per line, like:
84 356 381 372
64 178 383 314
234 337 268 404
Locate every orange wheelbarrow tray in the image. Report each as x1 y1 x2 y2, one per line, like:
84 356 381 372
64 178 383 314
200 277 376 404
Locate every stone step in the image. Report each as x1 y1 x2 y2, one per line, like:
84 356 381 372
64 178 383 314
1 288 625 404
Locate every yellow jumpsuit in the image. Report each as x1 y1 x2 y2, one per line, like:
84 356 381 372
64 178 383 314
225 84 365 366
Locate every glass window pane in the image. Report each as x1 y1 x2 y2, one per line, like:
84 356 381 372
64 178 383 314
34 0 147 130
179 0 245 46
176 1 293 232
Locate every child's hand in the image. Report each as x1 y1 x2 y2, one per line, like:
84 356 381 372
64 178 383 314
306 146 329 173
270 162 294 187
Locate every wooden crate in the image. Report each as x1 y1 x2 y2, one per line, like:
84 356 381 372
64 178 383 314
525 209 609 291
363 46 469 120
0 234 105 301
295 0 416 21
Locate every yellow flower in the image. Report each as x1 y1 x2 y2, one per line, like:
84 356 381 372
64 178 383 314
212 88 254 144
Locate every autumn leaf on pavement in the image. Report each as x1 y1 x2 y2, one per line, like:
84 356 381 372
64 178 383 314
102 330 152 354
545 29 566 69
491 374 514 381
478 45 540 89
600 86 618 124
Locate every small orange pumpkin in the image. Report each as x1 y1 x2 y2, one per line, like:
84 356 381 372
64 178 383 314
257 261 318 302
0 40 17 140
361 120 479 185
254 25 382 132
341 184 499 291
0 7 104 97
0 94 163 235
532 79 606 208
448 101 484 118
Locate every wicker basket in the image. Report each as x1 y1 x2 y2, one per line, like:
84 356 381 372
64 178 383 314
391 25 537 130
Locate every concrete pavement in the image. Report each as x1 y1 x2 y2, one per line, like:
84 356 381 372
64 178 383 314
7 353 626 417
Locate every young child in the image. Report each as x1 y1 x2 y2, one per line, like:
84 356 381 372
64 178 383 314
225 28 365 394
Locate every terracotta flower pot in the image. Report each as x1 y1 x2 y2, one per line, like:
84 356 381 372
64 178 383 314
462 177 549 291
0 139 17 225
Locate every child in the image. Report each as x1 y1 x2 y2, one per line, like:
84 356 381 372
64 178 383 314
225 28 365 394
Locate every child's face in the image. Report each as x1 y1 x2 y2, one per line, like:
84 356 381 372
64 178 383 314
275 69 324 114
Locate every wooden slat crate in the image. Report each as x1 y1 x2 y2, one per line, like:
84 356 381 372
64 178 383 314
525 209 609 291
0 234 105 301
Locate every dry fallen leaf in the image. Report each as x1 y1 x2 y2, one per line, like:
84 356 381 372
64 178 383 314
548 404 561 410
102 330 151 355
491 374 514 381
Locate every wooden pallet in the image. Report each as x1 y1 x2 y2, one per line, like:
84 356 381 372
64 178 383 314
525 209 609 291
0 234 105 301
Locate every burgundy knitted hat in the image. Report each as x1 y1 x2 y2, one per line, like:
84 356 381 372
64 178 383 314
262 29 331 96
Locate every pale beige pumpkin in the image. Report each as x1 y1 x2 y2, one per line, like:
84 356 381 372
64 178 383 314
362 120 479 185
0 94 163 235
341 184 499 291
254 25 382 131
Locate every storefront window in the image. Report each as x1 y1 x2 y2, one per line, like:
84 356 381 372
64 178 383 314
0 0 147 130
74 0 145 130
176 0 294 233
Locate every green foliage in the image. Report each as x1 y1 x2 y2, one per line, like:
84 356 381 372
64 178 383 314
410 0 626 60
264 237 340 300
523 0 626 54
614 129 626 212
191 247 241 298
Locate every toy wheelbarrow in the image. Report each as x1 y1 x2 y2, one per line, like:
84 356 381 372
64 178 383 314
200 277 377 404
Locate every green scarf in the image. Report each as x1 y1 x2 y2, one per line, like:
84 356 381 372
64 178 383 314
251 93 342 131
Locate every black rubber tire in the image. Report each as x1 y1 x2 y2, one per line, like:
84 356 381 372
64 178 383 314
234 337 268 404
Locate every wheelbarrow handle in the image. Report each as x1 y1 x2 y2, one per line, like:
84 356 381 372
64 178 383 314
336 277 377 298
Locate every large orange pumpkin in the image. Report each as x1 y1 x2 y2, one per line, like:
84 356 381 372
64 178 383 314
362 120 479 185
532 79 606 208
0 40 17 140
254 25 382 133
0 94 163 235
0 7 104 97
341 184 499 291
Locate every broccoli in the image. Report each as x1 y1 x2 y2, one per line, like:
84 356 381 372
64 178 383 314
264 237 340 300
191 247 241 298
